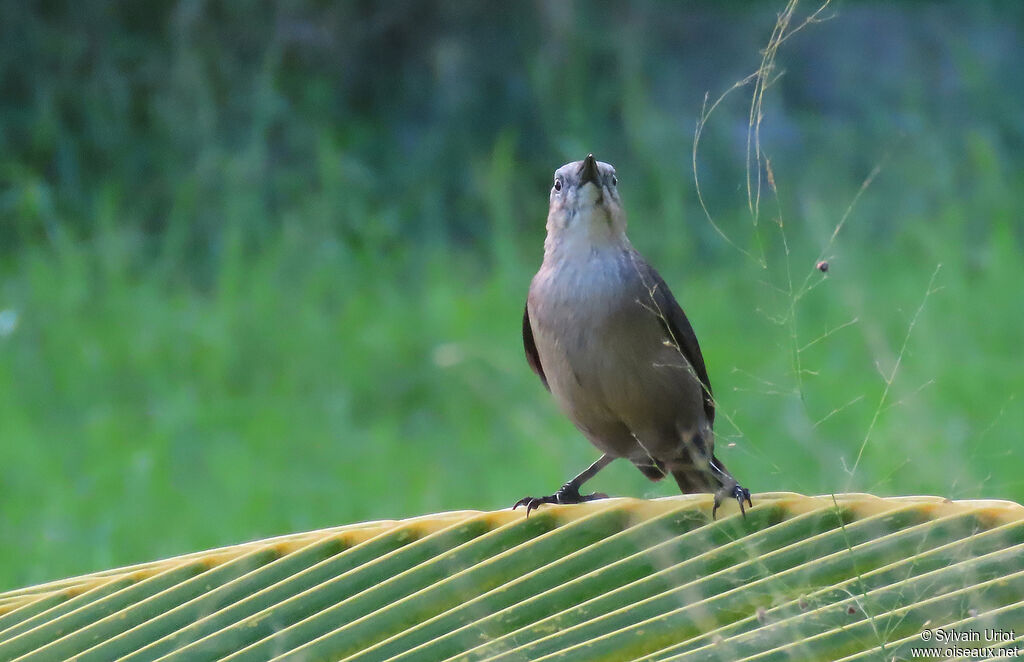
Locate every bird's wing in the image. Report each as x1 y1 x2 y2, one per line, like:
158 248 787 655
637 261 715 425
522 304 550 391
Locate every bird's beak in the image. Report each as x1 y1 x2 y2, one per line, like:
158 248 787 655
579 154 600 187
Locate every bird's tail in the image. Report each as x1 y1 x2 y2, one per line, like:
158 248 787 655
633 458 668 482
670 453 737 495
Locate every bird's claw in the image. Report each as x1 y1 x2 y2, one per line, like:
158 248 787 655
513 484 608 517
512 495 556 517
712 484 753 519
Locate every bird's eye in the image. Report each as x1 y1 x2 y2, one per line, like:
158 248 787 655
612 175 618 186
554 179 562 192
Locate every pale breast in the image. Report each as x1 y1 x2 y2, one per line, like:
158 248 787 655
528 246 704 439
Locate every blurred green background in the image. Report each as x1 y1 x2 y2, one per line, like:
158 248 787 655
1 1 1022 591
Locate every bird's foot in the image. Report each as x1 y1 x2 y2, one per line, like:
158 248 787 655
712 484 753 519
513 483 608 517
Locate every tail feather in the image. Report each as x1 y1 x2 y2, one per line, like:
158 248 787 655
633 459 668 482
670 454 736 494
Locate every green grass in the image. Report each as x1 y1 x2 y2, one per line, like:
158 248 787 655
1 191 1021 591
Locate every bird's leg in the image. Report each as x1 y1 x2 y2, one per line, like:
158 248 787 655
514 454 613 516
709 457 753 519
680 438 754 520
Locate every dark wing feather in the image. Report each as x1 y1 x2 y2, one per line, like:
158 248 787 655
522 304 549 391
640 263 715 425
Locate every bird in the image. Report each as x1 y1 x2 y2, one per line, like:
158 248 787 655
515 154 752 519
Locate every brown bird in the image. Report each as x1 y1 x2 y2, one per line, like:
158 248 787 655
516 154 752 518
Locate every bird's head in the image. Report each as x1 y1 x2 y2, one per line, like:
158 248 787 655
546 154 627 250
